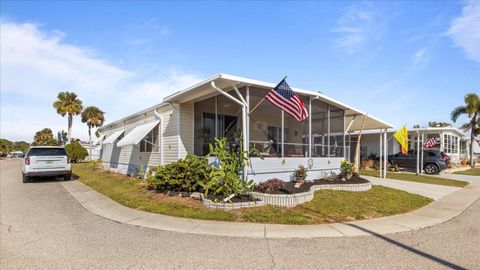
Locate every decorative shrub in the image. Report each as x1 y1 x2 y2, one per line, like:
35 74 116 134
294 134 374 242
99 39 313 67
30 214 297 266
202 137 260 197
65 141 88 162
340 160 355 176
254 178 286 194
146 155 211 192
294 165 308 179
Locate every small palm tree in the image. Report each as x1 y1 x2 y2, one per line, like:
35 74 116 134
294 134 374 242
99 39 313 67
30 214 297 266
53 92 83 144
81 106 105 160
451 93 479 167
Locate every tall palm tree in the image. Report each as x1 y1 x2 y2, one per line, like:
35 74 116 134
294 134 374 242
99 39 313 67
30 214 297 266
451 93 479 167
81 106 105 160
53 92 83 144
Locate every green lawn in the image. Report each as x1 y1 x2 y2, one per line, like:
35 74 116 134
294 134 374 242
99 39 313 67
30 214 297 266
454 167 480 176
74 163 433 225
360 169 469 187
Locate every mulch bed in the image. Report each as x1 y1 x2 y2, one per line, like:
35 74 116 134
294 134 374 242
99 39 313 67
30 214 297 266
258 176 370 195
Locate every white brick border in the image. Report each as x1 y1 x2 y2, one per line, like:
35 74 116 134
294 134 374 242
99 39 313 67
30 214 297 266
252 182 371 207
200 182 372 209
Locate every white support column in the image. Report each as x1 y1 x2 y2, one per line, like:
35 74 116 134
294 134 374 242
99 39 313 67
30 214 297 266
416 131 420 174
379 131 383 178
214 96 218 138
281 111 284 158
327 104 331 158
343 114 346 160
246 86 250 151
210 81 248 181
309 97 312 158
420 132 424 175
383 129 387 178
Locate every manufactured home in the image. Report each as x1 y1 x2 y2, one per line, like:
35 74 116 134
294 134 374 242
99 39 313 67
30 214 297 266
349 127 465 163
98 73 392 182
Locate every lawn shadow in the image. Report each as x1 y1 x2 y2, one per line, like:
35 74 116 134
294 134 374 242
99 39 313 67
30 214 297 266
346 224 466 270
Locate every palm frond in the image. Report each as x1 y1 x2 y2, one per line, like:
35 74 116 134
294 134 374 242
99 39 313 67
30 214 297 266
450 106 466 122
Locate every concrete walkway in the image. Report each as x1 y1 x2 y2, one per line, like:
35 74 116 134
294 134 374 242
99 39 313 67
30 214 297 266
362 176 461 200
61 179 480 239
438 172 480 184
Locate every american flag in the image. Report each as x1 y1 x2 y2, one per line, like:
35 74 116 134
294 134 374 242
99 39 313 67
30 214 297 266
423 137 437 149
265 79 309 121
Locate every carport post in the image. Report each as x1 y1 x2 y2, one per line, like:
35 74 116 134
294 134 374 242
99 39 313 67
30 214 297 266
420 132 424 175
383 129 387 178
379 131 383 178
416 131 420 174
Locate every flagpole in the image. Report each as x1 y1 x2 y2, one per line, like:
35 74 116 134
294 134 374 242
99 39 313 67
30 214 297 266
249 75 288 115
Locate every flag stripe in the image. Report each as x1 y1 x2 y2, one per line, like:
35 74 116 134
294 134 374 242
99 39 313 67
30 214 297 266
264 78 309 121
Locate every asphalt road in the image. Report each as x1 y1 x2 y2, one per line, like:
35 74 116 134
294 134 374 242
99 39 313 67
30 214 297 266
1 159 479 269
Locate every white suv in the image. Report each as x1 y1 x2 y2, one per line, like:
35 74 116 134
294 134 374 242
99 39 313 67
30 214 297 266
22 146 72 183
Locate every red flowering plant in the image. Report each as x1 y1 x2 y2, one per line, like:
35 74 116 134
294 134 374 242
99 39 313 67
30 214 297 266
254 178 287 194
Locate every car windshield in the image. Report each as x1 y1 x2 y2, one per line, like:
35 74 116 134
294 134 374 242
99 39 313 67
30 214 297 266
27 148 67 156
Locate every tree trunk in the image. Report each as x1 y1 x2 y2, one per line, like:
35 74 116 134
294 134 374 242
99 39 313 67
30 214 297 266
67 114 73 144
88 126 92 161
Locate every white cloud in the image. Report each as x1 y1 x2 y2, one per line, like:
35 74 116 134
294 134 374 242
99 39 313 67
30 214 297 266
331 4 385 54
446 0 480 62
412 48 429 70
0 20 201 142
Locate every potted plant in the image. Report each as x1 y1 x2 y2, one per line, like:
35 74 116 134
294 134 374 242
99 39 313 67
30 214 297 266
340 160 355 180
294 165 308 185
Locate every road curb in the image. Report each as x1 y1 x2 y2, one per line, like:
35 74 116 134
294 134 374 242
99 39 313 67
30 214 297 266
60 180 480 239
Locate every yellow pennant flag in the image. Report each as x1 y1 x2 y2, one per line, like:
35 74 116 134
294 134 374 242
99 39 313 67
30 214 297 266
393 125 409 155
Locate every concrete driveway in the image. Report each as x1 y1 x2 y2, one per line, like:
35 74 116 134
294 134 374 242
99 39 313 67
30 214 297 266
1 159 479 269
362 176 462 200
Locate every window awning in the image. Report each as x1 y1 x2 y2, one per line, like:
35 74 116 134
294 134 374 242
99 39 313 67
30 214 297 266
93 134 106 145
103 130 125 144
117 121 159 147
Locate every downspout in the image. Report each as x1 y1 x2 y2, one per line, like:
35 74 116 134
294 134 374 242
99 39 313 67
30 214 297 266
154 109 164 165
211 81 248 181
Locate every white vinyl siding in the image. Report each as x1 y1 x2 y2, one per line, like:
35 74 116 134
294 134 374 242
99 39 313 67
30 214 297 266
180 102 194 157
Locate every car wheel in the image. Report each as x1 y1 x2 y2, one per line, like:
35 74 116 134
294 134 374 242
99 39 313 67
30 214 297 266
22 174 29 183
424 164 439 175
64 174 72 181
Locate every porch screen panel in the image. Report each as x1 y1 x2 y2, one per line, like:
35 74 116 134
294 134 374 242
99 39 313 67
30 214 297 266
283 95 309 157
249 88 282 157
194 97 216 156
311 100 328 157
217 90 244 145
329 105 345 157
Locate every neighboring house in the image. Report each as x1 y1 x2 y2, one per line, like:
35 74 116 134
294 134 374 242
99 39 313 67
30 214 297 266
81 140 103 161
97 73 392 182
349 127 465 163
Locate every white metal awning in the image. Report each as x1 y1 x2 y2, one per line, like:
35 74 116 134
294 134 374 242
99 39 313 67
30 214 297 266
93 134 106 145
117 121 159 147
103 130 125 144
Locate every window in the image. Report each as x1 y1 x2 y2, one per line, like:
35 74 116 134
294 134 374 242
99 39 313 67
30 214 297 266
140 125 159 152
27 148 67 156
443 134 459 154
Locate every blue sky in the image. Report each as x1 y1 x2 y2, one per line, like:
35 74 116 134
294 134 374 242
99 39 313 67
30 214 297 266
1 1 479 142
